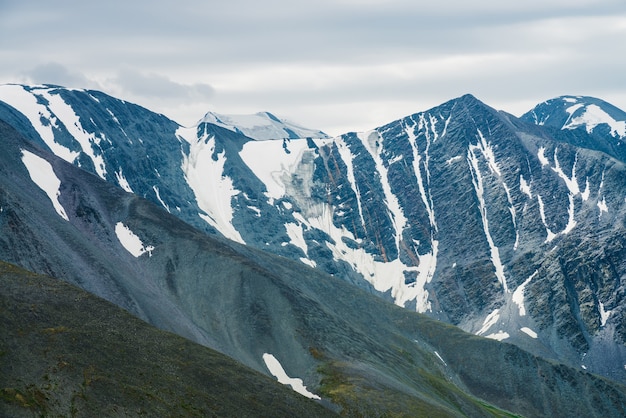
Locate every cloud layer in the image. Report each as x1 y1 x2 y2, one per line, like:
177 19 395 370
1 0 625 134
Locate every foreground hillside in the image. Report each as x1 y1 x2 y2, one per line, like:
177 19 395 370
0 261 335 417
2 118 626 417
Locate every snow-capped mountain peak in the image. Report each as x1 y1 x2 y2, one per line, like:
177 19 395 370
522 95 626 139
200 110 329 141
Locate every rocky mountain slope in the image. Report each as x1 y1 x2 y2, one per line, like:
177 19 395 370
0 261 336 417
2 83 626 386
2 117 626 416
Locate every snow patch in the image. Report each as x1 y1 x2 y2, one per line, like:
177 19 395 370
153 186 171 213
597 197 608 216
39 90 108 178
175 125 198 144
201 111 327 141
406 119 437 230
21 150 69 221
115 168 134 193
537 147 549 167
0 85 79 162
335 135 366 228
565 104 626 138
551 149 580 195
599 301 612 327
434 351 447 366
520 175 532 198
581 178 590 201
445 156 462 165
115 222 154 257
181 129 244 243
300 257 317 268
240 137 323 200
467 143 508 293
536 195 557 243
294 206 437 313
563 193 577 235
477 309 500 336
359 130 408 255
512 270 538 316
485 331 509 341
262 353 320 400
520 327 538 339
285 222 308 255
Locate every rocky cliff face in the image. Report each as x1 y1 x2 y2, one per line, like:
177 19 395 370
2 84 626 384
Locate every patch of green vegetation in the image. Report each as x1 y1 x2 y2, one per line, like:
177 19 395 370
317 360 454 417
41 326 70 335
476 400 524 418
0 386 50 415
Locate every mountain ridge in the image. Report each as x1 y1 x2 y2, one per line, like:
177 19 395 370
2 83 626 386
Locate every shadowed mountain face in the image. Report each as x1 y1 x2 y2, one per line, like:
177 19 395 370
2 115 626 417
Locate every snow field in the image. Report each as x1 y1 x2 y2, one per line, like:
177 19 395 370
21 150 69 221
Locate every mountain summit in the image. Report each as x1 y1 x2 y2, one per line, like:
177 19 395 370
521 95 626 139
200 110 329 140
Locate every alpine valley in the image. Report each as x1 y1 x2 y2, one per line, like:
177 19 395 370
2 83 626 417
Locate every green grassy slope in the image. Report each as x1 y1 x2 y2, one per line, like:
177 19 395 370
0 261 337 417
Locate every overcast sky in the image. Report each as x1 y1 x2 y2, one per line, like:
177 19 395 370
1 1 625 135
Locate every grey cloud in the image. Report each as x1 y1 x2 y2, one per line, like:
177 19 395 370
2 0 624 134
22 63 100 89
110 69 214 102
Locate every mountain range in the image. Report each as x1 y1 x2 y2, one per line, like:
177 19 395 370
2 83 626 416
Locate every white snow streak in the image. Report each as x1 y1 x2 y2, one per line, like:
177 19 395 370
565 104 626 138
239 137 323 201
434 351 447 366
512 270 538 316
21 150 69 221
298 204 435 312
335 136 366 228
477 309 500 336
181 130 244 243
0 85 110 178
581 179 590 202
40 90 108 179
563 193 577 235
599 302 612 327
445 156 462 165
519 175 532 198
115 222 154 257
467 141 508 293
597 197 608 216
284 222 308 255
262 353 321 400
405 119 437 230
0 85 79 162
551 149 580 195
115 168 134 193
485 331 510 341
359 130 407 256
536 195 557 243
537 147 549 167
520 327 538 339
153 186 171 213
